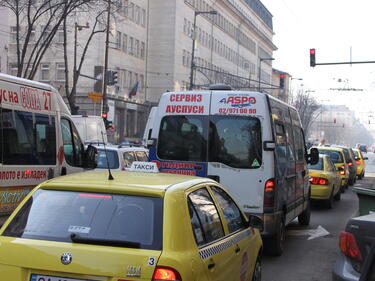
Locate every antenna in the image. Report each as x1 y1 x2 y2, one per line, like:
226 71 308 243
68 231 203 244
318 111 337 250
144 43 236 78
101 131 114 180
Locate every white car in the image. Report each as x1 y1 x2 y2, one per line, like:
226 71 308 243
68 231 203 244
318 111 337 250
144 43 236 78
94 145 149 171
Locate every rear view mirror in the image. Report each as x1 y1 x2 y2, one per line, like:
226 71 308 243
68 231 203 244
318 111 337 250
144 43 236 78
307 148 319 165
83 144 97 169
248 215 264 232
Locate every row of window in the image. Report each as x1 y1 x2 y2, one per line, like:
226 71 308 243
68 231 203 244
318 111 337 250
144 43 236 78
115 69 145 92
184 0 258 54
114 32 146 60
9 63 66 82
183 18 255 72
118 0 146 27
10 26 64 44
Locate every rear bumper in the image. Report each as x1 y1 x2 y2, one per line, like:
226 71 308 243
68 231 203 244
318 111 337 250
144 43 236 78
332 254 360 281
311 184 332 200
260 211 283 238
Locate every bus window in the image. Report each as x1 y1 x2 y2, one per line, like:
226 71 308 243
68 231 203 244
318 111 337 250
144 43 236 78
157 116 207 161
1 109 56 165
209 116 262 169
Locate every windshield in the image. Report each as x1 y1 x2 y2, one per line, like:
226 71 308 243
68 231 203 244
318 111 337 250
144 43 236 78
2 190 163 250
318 150 344 163
308 157 323 170
157 115 262 169
96 149 119 169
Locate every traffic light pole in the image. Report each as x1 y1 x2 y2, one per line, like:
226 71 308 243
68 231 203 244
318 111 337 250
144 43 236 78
313 60 375 66
102 0 111 115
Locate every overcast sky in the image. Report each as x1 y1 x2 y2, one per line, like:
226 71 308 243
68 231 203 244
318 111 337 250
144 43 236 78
260 0 375 123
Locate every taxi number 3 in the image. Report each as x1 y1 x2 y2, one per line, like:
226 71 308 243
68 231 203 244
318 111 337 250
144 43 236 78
148 257 156 266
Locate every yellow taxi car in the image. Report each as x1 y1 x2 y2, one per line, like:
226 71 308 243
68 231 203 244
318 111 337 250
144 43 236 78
353 148 368 179
0 162 263 281
316 146 349 192
308 155 341 208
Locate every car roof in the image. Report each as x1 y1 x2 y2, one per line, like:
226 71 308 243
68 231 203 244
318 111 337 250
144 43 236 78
39 171 214 197
315 146 344 153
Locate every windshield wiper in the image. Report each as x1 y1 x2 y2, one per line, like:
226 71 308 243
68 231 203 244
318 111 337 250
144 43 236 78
70 233 140 248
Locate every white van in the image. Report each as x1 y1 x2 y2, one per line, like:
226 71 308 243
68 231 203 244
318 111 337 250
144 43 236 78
146 85 318 255
71 115 108 145
0 73 96 221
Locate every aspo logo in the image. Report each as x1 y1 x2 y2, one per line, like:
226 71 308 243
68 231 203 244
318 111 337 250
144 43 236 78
60 253 72 265
219 96 256 108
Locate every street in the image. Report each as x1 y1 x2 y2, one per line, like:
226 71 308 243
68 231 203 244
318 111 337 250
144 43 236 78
263 152 375 281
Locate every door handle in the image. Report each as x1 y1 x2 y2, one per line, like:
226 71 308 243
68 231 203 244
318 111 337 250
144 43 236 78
208 262 216 269
235 245 241 253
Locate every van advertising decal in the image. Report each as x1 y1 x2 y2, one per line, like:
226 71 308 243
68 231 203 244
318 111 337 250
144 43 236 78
211 92 260 115
0 85 54 112
0 186 32 214
160 92 210 115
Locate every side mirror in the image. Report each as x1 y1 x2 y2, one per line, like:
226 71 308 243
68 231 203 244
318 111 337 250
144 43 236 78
248 215 264 232
146 138 157 149
307 148 319 165
364 157 368 160
83 144 97 169
355 157 360 161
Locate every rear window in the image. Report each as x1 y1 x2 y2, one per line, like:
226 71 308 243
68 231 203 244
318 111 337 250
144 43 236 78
318 150 343 163
97 150 119 169
2 190 163 250
308 157 323 170
353 150 359 158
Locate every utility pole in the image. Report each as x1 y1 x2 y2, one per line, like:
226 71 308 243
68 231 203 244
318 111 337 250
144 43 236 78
102 0 111 115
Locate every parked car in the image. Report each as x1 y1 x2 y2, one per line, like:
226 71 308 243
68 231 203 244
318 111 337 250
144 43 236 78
95 144 149 171
0 164 263 281
316 146 350 192
308 155 341 208
353 148 368 179
333 213 375 281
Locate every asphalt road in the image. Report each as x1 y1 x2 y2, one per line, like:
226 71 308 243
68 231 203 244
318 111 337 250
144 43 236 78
262 152 375 281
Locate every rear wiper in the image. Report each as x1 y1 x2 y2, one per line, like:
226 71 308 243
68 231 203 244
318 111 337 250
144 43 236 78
70 233 140 248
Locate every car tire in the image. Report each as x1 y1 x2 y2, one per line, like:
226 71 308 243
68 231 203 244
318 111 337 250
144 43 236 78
267 216 285 256
325 190 334 209
340 184 346 193
334 187 341 201
298 200 311 226
252 256 262 281
348 178 354 186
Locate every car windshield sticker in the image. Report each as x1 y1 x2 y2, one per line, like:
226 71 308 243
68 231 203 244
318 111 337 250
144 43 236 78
251 159 260 167
68 225 91 234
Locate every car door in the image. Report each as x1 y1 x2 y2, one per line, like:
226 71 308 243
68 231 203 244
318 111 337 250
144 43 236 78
209 185 259 281
188 187 236 281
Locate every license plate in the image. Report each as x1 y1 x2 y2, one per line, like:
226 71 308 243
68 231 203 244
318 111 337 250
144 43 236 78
30 274 93 281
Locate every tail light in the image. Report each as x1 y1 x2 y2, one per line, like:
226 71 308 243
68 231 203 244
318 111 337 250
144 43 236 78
153 266 182 281
309 177 328 185
339 165 346 175
356 160 361 165
348 162 353 166
264 178 275 208
339 232 363 261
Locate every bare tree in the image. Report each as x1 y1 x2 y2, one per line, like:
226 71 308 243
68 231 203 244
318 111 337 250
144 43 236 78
293 89 320 136
0 0 99 79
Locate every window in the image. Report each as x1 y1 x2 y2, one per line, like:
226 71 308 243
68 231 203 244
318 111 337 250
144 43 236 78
139 75 144 91
124 0 129 16
141 9 146 26
56 63 65 81
116 31 122 49
57 28 64 43
96 150 120 169
29 27 36 42
211 186 247 233
60 119 83 167
189 188 224 245
135 151 148 162
318 150 344 163
158 116 207 161
10 26 18 43
122 34 128 53
123 151 136 167
308 157 323 170
41 25 51 40
3 189 163 250
135 39 139 57
9 63 18 76
135 5 140 24
1 109 56 165
40 64 50 81
129 37 134 55
209 116 262 169
140 42 145 59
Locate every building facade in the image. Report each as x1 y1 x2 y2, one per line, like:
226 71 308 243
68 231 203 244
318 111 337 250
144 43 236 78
2 0 276 143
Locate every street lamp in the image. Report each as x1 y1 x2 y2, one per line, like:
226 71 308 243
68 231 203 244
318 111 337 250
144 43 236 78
288 77 303 103
189 10 217 90
258 57 274 92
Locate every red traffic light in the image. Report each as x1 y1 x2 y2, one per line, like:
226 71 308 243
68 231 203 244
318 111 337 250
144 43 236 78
310 48 316 67
310 48 316 55
101 113 107 119
279 74 285 79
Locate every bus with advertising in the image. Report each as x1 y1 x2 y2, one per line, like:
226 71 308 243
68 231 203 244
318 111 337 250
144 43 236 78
0 74 96 223
145 85 318 255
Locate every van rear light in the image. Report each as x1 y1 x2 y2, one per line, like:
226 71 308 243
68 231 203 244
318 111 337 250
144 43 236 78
309 177 328 185
264 178 275 208
339 232 363 261
153 266 182 281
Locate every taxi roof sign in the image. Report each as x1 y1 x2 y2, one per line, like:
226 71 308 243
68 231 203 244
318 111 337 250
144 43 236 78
129 162 159 173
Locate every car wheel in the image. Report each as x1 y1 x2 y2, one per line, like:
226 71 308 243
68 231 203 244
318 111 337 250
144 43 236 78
348 178 354 186
334 187 341 201
340 184 346 193
252 256 262 281
298 199 311 226
266 216 285 256
325 190 334 209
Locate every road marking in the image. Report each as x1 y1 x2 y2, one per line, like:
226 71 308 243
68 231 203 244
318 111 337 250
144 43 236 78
287 225 330 240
